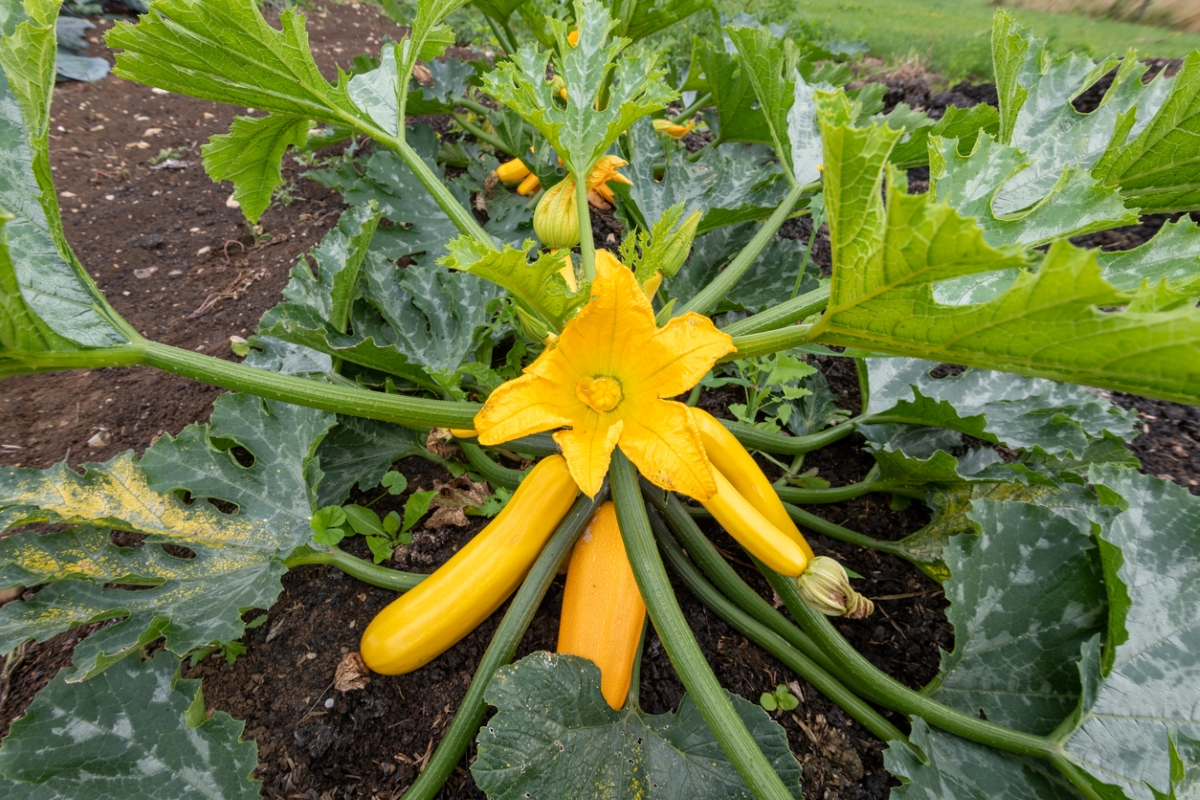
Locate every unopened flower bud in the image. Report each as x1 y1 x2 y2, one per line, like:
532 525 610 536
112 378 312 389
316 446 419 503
567 29 579 47
796 556 874 619
653 118 695 139
534 177 580 249
657 209 701 278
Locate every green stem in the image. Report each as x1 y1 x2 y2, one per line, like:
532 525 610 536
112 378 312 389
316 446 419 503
3 344 145 380
672 91 712 124
785 503 909 558
680 183 807 317
454 95 494 117
400 490 606 800
575 171 596 282
650 511 908 746
720 416 860 455
855 357 871 414
788 213 821 300
283 546 425 591
640 484 838 675
628 619 648 709
459 440 526 489
452 113 515 155
776 480 922 505
765 568 1056 759
137 341 480 429
484 15 519 55
609 451 797 800
722 286 831 338
725 324 815 362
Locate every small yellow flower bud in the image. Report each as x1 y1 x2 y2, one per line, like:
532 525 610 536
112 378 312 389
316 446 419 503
534 177 581 249
653 119 695 139
551 75 567 102
568 29 579 46
795 557 874 619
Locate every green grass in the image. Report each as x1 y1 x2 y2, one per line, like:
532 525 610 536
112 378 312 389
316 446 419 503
723 0 1200 80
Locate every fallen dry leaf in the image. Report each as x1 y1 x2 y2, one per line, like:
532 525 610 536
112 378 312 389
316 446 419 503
425 428 460 460
425 475 491 529
335 652 371 693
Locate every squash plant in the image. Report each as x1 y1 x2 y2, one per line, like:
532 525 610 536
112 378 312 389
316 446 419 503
2 0 1200 796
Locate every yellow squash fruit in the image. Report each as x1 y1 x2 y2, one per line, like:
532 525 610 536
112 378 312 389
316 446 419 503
691 407 815 561
700 465 809 577
557 501 646 710
360 455 579 675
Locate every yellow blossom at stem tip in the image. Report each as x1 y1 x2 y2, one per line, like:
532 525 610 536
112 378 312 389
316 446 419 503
473 250 736 499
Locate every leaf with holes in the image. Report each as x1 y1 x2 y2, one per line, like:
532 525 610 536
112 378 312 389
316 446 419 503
0 393 334 679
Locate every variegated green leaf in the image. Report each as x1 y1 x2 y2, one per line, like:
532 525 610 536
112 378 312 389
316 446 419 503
0 393 335 679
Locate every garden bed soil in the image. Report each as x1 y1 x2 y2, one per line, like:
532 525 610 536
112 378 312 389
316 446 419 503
2 8 1199 800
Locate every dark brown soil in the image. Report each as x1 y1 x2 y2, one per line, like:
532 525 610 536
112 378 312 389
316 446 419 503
1 10 1198 800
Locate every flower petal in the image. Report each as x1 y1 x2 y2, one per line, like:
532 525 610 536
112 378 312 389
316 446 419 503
619 400 716 500
632 312 736 399
474 373 575 444
555 418 624 497
552 251 658 381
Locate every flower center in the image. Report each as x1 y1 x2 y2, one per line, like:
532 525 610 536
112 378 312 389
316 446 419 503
576 376 623 413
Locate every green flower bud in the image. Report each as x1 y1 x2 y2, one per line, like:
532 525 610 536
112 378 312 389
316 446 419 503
796 556 874 619
656 209 701 278
534 177 581 250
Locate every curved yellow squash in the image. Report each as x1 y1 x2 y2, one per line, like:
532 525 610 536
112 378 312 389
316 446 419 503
700 466 809 577
360 455 578 675
692 408 815 561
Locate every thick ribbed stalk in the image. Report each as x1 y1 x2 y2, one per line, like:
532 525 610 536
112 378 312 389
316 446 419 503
680 183 807 317
639 484 837 675
575 170 596 281
400 490 605 800
283 546 425 591
609 451 796 800
460 441 526 489
721 416 861 455
725 324 815 362
763 567 1054 758
137 341 480 429
650 512 908 746
722 286 831 337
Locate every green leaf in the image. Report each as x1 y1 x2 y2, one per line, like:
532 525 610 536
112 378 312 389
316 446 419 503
895 480 1097 581
617 117 790 235
760 692 778 711
201 113 311 224
280 204 382 333
440 236 585 330
0 0 131 350
472 0 528 24
1095 218 1200 294
365 534 395 563
625 0 711 41
725 26 797 179
0 652 259 799
811 93 1200 406
381 470 411 496
0 393 335 678
865 358 1137 457
472 652 803 799
402 489 437 533
888 103 999 170
884 718 1075 800
107 0 360 125
927 499 1107 735
480 0 675 174
361 254 503 377
1159 731 1200 800
693 37 771 147
394 0 472 122
1050 467 1200 799
343 504 385 537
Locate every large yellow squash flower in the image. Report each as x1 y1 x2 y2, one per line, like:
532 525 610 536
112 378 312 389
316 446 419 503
474 251 736 499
